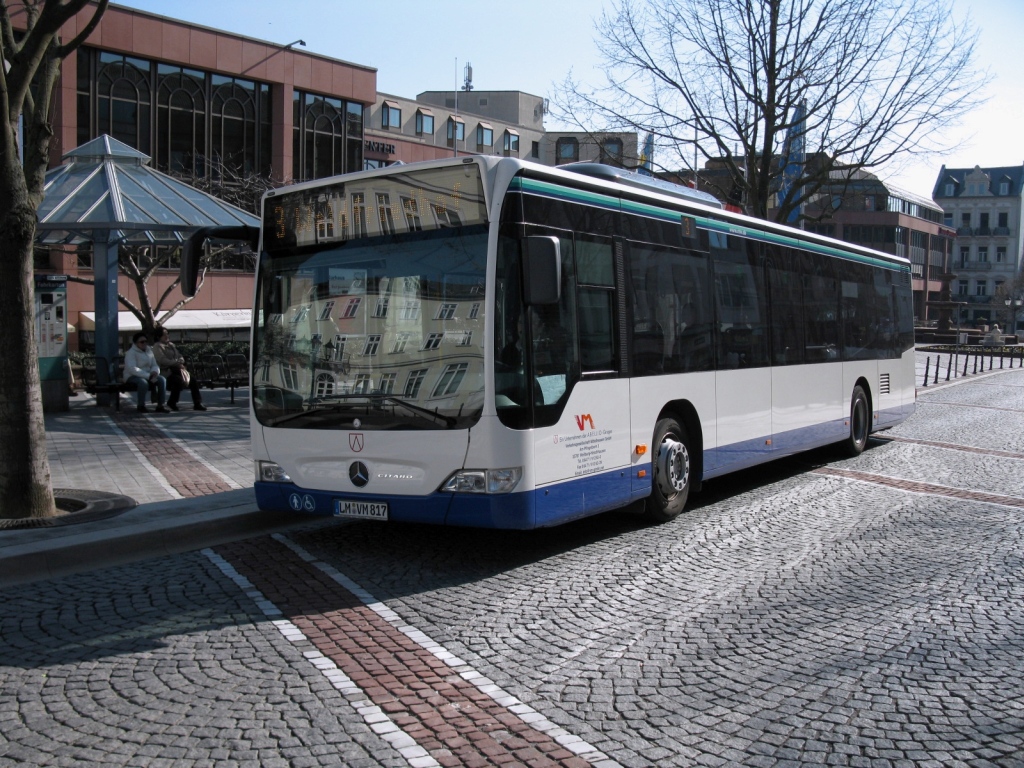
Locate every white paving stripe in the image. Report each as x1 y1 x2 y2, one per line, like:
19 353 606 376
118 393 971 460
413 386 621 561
101 412 183 499
201 548 440 768
141 415 244 489
271 533 621 768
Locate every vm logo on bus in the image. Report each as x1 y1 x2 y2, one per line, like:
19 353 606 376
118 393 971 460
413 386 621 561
575 414 595 431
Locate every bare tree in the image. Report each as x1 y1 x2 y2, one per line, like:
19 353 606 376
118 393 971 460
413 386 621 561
554 0 986 222
0 0 108 520
64 241 254 341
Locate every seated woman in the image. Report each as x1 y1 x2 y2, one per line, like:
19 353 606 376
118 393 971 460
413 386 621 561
123 332 168 413
152 326 206 411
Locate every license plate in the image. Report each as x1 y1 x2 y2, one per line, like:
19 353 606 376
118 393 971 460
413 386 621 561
334 499 388 520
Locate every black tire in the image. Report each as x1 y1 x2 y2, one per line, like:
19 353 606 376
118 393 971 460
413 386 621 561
843 385 870 457
644 417 692 522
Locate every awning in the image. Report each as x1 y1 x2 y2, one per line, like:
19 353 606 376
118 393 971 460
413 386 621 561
79 309 252 332
478 121 493 130
382 100 400 109
416 107 433 115
505 128 520 136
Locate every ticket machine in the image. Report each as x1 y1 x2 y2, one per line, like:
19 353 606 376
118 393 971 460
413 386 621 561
35 274 69 412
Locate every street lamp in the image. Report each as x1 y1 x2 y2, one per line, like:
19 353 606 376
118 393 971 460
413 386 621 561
1005 297 1023 336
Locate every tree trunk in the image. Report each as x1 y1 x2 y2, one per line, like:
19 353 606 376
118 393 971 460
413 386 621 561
0 199 56 519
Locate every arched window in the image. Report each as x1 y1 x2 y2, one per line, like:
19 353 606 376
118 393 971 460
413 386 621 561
212 79 258 175
156 68 206 175
96 55 151 153
294 93 346 181
315 372 336 397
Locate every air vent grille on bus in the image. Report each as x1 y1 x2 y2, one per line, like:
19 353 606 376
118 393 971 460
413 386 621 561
879 372 891 395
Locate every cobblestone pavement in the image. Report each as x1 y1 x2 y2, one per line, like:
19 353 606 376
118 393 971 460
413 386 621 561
3 363 1022 766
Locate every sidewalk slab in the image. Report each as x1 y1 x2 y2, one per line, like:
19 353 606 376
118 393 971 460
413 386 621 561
0 489 323 588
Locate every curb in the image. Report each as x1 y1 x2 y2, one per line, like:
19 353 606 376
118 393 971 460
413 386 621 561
0 489 320 589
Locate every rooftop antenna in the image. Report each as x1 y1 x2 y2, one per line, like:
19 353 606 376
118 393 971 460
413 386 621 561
463 62 473 92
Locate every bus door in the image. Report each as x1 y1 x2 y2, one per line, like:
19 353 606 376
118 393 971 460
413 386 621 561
711 233 772 470
530 235 632 523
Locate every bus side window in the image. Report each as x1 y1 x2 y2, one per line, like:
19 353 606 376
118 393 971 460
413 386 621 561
575 236 617 374
711 233 769 369
767 246 805 366
629 242 712 374
802 251 839 362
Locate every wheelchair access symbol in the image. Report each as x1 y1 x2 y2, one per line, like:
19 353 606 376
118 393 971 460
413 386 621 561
289 493 316 512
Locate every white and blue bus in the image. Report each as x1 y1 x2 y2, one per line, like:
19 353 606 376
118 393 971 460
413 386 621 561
184 156 915 528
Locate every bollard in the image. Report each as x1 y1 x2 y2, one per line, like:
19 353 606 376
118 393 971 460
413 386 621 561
934 355 940 384
1000 351 1004 369
963 354 970 376
973 354 978 374
946 354 952 381
923 356 930 387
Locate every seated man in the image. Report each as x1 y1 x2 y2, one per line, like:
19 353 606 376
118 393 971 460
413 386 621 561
123 331 168 413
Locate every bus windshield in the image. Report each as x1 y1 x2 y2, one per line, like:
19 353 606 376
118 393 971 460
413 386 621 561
253 225 488 430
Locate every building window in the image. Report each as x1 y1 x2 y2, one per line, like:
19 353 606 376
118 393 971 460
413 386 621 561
381 101 401 129
315 373 335 397
600 138 623 166
373 297 389 318
531 141 540 158
998 212 1008 228
436 303 457 320
353 374 372 394
379 373 397 394
944 183 954 196
957 280 968 296
376 192 396 235
447 117 465 147
476 123 493 148
291 305 310 324
959 247 969 266
398 301 421 320
976 281 987 297
391 332 410 353
943 213 953 226
978 246 988 263
343 298 361 318
363 334 381 355
317 301 335 321
864 195 875 211
404 369 428 397
961 213 970 227
423 332 444 350
402 197 423 231
503 129 520 156
281 363 298 390
431 363 468 397
468 303 480 319
555 137 579 165
415 109 434 136
1000 181 1009 195
997 247 1006 263
331 335 348 361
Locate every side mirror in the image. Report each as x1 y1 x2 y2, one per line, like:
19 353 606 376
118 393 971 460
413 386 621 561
181 225 260 297
521 235 561 305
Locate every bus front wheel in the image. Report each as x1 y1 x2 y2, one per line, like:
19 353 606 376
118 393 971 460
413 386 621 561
843 385 870 457
645 417 691 523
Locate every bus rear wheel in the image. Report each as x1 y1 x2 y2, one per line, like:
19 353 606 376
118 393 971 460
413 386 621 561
843 385 870 457
645 417 691 523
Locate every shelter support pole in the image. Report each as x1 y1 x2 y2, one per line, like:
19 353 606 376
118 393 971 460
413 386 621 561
93 241 120 407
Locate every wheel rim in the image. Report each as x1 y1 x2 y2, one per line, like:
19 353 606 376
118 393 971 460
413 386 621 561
656 436 689 497
852 397 867 446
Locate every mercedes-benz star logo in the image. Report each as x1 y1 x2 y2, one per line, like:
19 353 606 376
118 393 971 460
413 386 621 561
349 461 369 488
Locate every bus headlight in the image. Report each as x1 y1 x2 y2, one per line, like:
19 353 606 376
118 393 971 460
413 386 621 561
257 461 292 483
441 467 522 494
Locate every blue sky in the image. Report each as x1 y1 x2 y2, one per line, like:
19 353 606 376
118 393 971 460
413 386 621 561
114 0 1022 198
